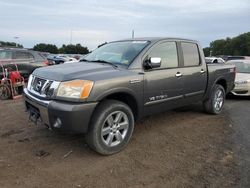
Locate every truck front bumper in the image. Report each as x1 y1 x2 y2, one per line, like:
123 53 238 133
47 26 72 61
23 88 98 133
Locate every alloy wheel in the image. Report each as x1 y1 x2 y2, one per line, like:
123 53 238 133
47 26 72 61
101 111 129 147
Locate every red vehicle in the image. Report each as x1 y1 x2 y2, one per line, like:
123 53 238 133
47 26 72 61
0 60 25 100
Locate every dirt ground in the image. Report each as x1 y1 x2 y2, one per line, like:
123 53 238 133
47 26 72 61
0 99 239 188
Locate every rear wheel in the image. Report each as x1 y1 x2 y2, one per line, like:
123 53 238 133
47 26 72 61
0 85 11 100
86 100 134 155
203 84 225 114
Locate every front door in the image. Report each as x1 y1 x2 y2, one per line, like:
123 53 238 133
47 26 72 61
142 41 184 115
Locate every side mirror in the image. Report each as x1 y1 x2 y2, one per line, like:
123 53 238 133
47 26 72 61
144 57 161 69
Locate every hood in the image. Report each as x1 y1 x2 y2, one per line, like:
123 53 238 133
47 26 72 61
32 62 123 81
235 73 250 82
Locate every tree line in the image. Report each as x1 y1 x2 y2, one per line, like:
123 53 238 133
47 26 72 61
33 43 89 54
203 32 250 57
0 41 89 54
0 41 23 48
1 31 250 56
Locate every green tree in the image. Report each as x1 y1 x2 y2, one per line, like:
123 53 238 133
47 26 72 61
210 39 227 56
203 47 211 57
0 41 23 48
59 44 89 54
206 32 250 56
230 32 250 55
33 43 58 53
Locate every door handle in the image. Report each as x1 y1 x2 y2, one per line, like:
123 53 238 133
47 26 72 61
175 72 182 78
200 69 205 74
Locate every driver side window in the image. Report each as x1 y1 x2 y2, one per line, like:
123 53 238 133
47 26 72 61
148 42 178 69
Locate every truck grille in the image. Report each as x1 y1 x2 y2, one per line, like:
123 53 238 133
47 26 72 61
32 77 48 93
27 75 60 98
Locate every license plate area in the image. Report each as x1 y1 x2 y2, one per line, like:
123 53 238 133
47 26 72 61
26 103 42 125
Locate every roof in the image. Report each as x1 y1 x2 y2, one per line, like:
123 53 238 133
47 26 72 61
114 37 198 43
0 47 28 51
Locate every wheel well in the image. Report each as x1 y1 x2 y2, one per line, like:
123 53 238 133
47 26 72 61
216 79 227 92
102 93 138 120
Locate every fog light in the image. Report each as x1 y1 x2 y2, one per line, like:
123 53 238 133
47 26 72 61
53 118 62 128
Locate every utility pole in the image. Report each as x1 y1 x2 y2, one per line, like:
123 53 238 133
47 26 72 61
132 30 134 39
70 30 72 44
14 36 19 47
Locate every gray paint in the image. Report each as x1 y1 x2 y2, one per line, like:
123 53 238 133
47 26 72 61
25 37 235 132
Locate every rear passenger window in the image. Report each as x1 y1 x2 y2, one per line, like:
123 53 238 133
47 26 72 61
181 42 200 66
148 42 178 68
0 51 12 59
13 52 34 59
27 53 34 59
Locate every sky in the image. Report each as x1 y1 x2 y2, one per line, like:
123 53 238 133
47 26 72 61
0 0 249 50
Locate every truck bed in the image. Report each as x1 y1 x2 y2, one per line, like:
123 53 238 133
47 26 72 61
204 63 235 100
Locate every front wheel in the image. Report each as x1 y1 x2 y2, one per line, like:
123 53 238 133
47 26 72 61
86 100 134 155
203 84 225 114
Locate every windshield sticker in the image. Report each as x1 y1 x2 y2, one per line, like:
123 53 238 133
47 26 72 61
132 41 148 44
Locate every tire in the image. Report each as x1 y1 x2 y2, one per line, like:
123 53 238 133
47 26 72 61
0 85 11 100
203 84 225 114
86 100 134 155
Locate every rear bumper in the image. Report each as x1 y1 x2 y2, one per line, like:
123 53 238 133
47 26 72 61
23 88 98 133
231 83 250 96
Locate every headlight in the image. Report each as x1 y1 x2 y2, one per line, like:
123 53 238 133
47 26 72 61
27 75 34 90
57 80 94 99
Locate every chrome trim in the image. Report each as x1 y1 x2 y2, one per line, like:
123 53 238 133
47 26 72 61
175 73 182 77
129 79 141 84
145 95 183 106
200 69 206 74
27 74 60 98
24 88 50 106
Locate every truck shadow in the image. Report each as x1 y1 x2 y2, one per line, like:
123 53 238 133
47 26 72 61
35 102 208 154
226 95 250 100
0 99 225 158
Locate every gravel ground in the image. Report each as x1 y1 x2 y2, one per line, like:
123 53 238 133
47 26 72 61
0 98 240 188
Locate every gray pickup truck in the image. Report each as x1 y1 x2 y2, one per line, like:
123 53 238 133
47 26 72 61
23 38 235 155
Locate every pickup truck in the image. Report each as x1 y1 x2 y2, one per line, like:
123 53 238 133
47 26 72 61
23 38 235 155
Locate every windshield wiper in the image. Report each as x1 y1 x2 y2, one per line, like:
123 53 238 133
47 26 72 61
89 60 118 68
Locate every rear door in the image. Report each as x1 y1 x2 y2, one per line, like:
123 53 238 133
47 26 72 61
13 51 35 78
143 41 184 115
178 42 207 102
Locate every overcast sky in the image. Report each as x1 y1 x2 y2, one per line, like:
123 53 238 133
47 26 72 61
0 0 249 50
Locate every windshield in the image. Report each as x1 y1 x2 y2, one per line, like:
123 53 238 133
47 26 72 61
84 41 150 66
231 62 250 73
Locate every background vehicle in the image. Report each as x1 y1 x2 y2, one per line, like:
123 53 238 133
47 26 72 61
23 38 235 155
227 60 250 96
219 55 250 62
0 48 48 79
64 55 88 64
205 57 225 64
47 54 77 64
